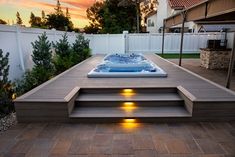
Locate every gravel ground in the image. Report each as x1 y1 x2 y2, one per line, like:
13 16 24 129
0 112 17 132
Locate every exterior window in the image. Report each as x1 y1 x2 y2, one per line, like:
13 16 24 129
148 19 151 27
148 19 154 27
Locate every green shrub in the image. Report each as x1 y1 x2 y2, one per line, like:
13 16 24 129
0 49 14 117
16 33 54 96
53 33 74 74
72 34 91 63
15 71 37 96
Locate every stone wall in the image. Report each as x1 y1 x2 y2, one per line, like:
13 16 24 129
200 49 231 69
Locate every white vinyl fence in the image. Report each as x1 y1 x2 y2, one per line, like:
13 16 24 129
0 24 233 80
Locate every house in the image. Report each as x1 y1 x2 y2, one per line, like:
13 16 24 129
146 11 158 33
146 0 203 33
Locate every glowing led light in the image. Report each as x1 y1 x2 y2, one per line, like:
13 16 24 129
123 89 134 93
124 102 134 106
124 118 136 123
121 102 137 112
121 89 135 97
121 118 139 130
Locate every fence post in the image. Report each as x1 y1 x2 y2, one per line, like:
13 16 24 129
148 33 151 53
123 31 129 53
15 25 25 72
52 28 56 43
106 33 109 54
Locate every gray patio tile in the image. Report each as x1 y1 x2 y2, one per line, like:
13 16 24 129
55 124 78 141
8 139 34 154
165 139 190 154
195 139 225 154
149 123 170 135
207 130 235 143
153 140 168 154
132 135 155 150
112 155 134 157
134 150 157 157
50 139 71 156
17 123 46 140
3 153 26 157
93 134 113 146
184 139 203 154
96 124 114 134
90 146 112 155
219 142 235 155
37 123 61 139
68 140 91 155
112 140 134 155
186 124 211 139
113 134 132 144
0 139 16 154
25 139 55 157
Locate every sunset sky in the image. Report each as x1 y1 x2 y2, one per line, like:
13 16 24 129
0 0 98 28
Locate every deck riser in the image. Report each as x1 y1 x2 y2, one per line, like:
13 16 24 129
75 101 184 107
68 117 235 123
80 88 177 94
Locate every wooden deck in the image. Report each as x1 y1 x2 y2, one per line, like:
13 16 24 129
14 54 235 122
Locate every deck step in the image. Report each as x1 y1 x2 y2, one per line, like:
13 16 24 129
76 93 183 107
69 106 191 118
76 93 183 101
70 87 191 122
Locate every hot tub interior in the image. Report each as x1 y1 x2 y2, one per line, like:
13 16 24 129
87 53 167 77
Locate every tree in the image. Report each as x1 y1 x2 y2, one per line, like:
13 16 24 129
16 12 23 25
29 12 42 28
53 33 73 73
55 0 63 15
66 8 70 18
46 13 73 31
16 33 54 95
41 10 46 25
118 0 145 33
86 1 104 32
72 34 91 62
31 32 54 84
0 49 14 116
46 0 74 31
29 12 36 25
0 19 7 24
84 24 100 34
85 0 137 34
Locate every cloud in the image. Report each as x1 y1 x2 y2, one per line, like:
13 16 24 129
59 0 95 9
0 0 95 27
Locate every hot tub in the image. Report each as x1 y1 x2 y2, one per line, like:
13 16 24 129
87 53 167 78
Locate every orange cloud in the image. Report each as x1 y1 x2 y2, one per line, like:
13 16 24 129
0 0 97 28
60 0 96 9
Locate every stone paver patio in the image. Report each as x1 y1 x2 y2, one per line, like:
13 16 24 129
0 122 235 157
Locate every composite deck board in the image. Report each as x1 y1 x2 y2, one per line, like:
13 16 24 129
15 54 235 122
20 54 235 102
70 106 191 118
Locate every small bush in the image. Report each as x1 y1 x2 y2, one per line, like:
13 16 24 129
16 33 54 96
53 33 74 74
0 49 15 117
72 34 91 63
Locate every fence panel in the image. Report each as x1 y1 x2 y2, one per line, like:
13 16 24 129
0 25 232 80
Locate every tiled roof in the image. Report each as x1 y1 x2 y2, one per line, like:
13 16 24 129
168 0 204 9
